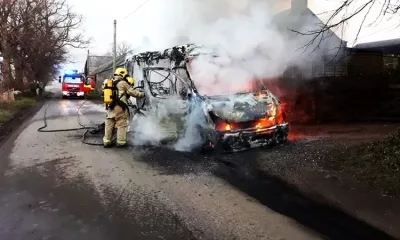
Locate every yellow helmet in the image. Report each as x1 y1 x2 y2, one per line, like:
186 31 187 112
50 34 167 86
127 77 135 85
114 68 129 79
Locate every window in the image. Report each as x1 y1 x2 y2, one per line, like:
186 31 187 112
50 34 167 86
85 77 92 85
147 69 174 97
63 76 82 84
146 68 191 98
383 55 399 70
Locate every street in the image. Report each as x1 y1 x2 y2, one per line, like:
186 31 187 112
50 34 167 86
0 92 398 239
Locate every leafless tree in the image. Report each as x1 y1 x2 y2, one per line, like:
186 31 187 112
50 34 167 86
295 1 400 51
0 0 88 90
0 0 18 88
106 41 132 57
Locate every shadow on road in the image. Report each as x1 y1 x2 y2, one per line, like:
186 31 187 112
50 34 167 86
0 158 196 240
131 145 397 240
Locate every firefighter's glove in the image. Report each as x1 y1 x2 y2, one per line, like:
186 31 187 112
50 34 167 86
138 89 145 98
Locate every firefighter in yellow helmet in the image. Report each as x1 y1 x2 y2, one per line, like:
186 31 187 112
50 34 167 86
103 68 145 148
127 76 135 86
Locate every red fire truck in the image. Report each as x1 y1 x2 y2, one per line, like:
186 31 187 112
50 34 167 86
59 70 91 99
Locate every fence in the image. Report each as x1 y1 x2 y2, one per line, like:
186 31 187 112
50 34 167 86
271 75 400 123
0 88 16 103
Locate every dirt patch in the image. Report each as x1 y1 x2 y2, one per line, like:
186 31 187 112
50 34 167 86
324 128 400 197
0 97 45 144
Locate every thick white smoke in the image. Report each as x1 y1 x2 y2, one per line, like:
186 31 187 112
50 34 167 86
129 0 343 151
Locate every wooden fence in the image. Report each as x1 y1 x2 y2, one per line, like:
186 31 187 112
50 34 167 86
0 88 15 103
272 75 400 123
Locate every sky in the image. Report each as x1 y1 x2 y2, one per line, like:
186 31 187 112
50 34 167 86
64 0 400 72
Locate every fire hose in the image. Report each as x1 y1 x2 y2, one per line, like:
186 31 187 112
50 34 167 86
37 100 109 146
37 98 144 146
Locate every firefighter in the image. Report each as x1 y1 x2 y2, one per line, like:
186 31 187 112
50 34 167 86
127 76 135 86
126 76 135 133
103 68 144 148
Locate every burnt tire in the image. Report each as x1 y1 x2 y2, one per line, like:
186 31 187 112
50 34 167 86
195 126 220 154
271 128 289 146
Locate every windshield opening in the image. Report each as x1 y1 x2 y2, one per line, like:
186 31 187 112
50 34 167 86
146 68 191 98
63 76 82 84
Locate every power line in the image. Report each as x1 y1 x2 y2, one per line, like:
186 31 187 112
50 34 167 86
122 0 153 21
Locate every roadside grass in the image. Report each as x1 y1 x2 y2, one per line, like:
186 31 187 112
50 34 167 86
0 97 36 127
330 129 400 196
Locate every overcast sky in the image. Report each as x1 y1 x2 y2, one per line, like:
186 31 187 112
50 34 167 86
64 0 400 72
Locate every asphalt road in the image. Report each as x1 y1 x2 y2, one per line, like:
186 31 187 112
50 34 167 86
0 90 397 239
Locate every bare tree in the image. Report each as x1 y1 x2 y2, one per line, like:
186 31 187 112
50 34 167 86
295 1 399 51
0 0 88 90
0 0 17 88
106 41 132 57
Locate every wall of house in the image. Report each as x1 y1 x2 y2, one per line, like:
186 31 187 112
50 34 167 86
95 70 112 91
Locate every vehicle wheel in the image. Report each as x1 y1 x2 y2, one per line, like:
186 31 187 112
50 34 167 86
279 131 288 144
62 96 67 99
200 131 227 154
271 128 288 146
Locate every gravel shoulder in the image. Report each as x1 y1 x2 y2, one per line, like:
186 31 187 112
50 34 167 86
254 123 400 239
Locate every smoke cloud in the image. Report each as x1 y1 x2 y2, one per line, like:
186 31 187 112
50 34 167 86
129 0 343 151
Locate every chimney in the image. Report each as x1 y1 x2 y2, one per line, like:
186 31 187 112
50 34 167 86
291 0 308 13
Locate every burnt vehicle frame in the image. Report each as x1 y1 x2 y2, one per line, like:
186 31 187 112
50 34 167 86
126 45 289 152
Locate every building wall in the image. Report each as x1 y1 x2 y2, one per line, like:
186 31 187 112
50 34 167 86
93 62 125 91
95 70 113 90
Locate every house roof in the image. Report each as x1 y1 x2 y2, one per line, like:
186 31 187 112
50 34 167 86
354 38 400 54
355 38 400 48
84 55 113 75
273 8 344 43
91 54 127 76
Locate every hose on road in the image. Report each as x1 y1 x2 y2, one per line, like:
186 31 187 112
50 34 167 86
37 100 110 146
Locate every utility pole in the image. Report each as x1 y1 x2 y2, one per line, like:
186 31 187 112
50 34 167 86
113 19 117 73
87 49 90 75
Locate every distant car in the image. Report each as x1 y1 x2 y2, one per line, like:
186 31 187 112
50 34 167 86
126 44 289 152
